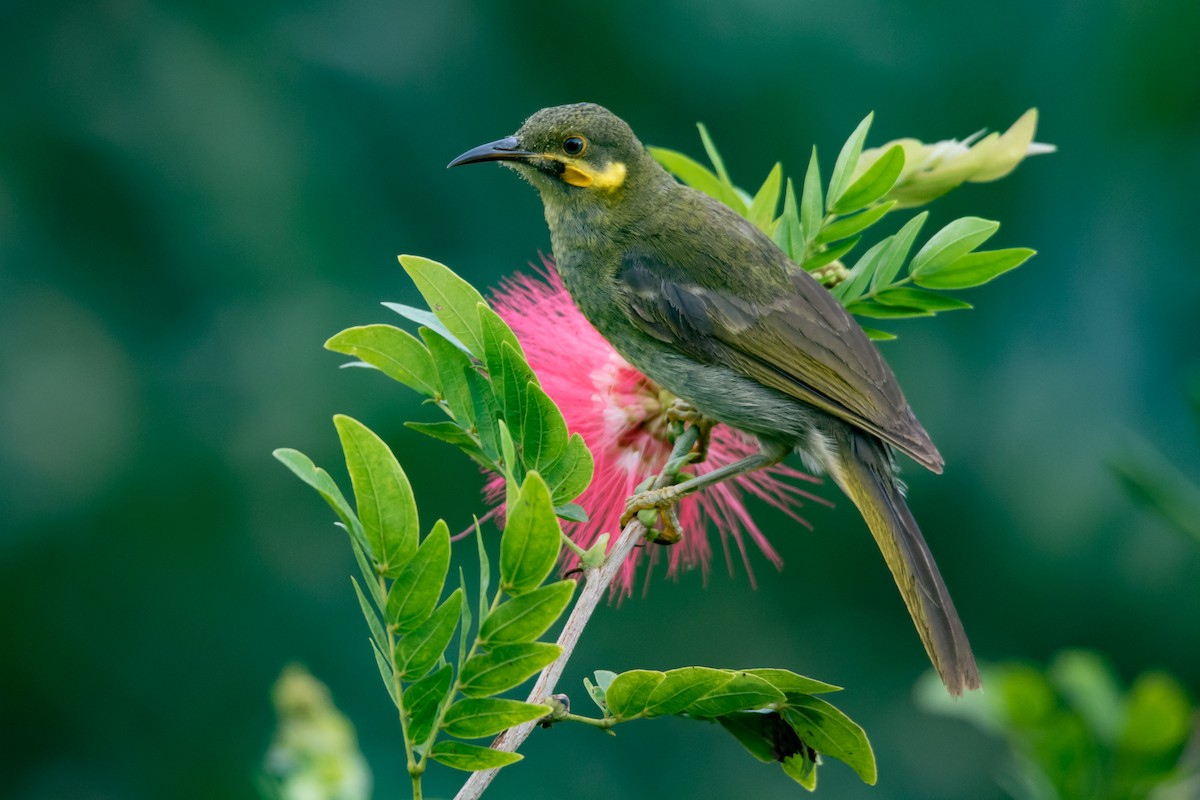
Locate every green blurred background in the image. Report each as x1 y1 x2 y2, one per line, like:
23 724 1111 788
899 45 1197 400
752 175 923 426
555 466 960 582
3 0 1198 797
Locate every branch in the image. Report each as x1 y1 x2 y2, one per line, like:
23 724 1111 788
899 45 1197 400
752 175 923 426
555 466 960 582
453 425 700 800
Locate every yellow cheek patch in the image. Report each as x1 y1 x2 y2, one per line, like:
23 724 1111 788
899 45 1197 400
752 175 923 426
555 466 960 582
561 160 627 190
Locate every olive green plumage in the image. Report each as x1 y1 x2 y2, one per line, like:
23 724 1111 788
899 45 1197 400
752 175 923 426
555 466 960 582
450 102 981 695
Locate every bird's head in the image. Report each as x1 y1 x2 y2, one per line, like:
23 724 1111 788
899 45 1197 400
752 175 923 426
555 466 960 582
448 103 652 201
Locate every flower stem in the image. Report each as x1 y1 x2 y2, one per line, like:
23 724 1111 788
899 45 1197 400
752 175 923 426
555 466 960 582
452 426 701 800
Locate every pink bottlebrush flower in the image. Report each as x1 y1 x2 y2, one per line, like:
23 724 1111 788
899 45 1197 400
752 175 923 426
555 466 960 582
485 259 826 597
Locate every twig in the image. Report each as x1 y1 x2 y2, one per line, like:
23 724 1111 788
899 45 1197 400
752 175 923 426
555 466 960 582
453 425 700 800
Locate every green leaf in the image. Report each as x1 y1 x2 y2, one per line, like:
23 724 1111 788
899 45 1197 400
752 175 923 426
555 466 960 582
802 236 860 272
422 328 475 428
1048 650 1124 745
495 341 540 436
718 712 783 763
747 163 783 232
429 741 522 771
554 503 589 523
499 471 563 596
782 696 877 785
465 369 501 463
909 217 1000 277
743 669 841 696
405 421 477 450
475 517 491 625
862 327 896 341
782 750 818 790
874 286 973 312
771 179 802 262
1119 672 1193 755
542 434 594 506
697 122 733 186
273 448 364 548
686 672 785 718
394 588 462 680
371 639 398 709
324 324 438 397
333 416 419 576
442 698 551 739
846 300 933 319
351 576 388 653
816 200 896 245
650 147 742 211
405 665 453 746
913 247 1034 289
831 144 904 214
386 520 451 634
458 642 562 697
521 383 569 474
382 302 471 357
604 670 666 719
643 667 733 717
869 210 929 291
827 113 873 212
480 579 576 646
399 255 488 358
832 212 926 304
347 531 384 606
798 149 823 248
498 420 521 506
476 302 526 365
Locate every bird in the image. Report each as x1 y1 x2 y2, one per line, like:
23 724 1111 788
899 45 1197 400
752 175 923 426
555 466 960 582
448 102 981 696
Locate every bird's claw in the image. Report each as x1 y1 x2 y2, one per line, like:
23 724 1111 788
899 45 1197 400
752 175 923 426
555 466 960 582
621 486 685 545
665 399 714 462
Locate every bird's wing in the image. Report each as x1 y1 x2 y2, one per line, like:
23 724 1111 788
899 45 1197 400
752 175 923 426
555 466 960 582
617 250 944 472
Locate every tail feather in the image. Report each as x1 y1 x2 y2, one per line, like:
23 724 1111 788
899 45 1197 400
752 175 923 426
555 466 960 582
831 428 981 696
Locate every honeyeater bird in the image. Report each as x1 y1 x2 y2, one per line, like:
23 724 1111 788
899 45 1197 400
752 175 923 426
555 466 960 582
449 103 981 695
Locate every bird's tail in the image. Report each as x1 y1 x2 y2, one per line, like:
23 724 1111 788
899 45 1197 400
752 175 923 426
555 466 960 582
830 427 981 696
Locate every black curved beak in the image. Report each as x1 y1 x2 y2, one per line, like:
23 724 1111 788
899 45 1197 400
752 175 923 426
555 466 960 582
447 136 533 168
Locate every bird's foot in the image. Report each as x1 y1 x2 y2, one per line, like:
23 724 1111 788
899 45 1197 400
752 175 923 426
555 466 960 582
621 486 685 545
665 399 715 462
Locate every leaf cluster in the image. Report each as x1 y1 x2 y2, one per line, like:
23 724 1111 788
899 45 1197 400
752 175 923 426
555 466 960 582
580 666 874 791
275 424 578 775
917 650 1199 800
651 112 1044 340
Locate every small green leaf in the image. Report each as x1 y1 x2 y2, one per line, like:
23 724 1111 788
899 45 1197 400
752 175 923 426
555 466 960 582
442 698 551 739
475 518 491 625
798 148 823 247
347 531 384 606
554 503 589 523
697 122 733 187
833 212 926 304
743 669 842 696
649 147 742 211
399 255 488 358
782 696 877 785
499 471 563 596
747 163 783 232
371 639 398 709
394 588 462 680
643 667 733 717
382 302 471 356
495 340 540 432
351 576 388 653
386 520 451 634
862 327 897 341
273 448 364 548
1119 672 1193 755
827 113 873 213
870 211 929 291
831 144 904 214
782 750 818 790
802 236 860 272
324 324 438 397
405 665 453 746
913 247 1034 289
497 420 521 506
686 672 785 718
718 712 783 763
604 670 667 720
543 434 594 506
480 579 576 646
772 178 803 262
909 217 1000 277
429 741 522 771
422 329 475 428
458 642 562 697
333 416 418 576
476 302 526 364
817 200 896 245
846 300 933 319
521 383 569 474
874 286 973 311
405 421 477 449
465 369 501 463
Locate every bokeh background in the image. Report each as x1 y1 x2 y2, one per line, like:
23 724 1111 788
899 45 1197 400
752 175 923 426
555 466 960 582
3 0 1198 797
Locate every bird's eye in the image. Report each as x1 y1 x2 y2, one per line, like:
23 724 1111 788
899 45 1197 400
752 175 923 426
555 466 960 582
562 136 586 156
